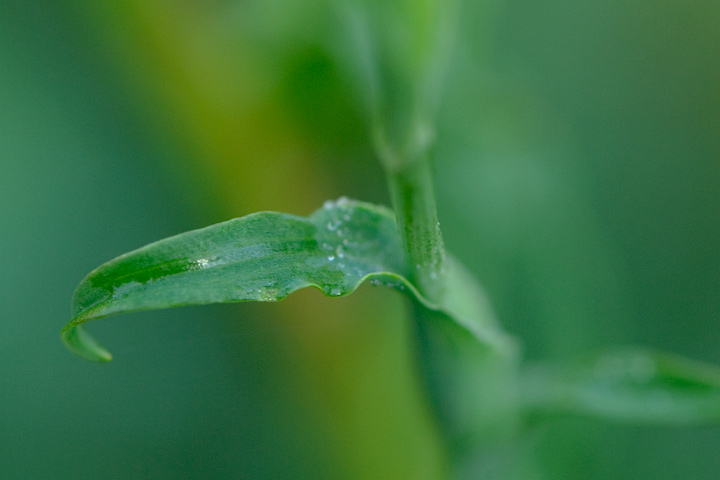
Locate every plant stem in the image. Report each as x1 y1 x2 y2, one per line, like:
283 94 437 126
381 145 446 304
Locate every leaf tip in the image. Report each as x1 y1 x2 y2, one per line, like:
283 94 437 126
61 325 113 362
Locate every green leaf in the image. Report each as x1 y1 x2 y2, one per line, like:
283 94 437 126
63 198 395 360
62 198 509 362
521 348 720 425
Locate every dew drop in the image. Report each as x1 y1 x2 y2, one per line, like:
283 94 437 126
327 218 343 231
323 285 343 296
256 288 278 302
194 258 210 269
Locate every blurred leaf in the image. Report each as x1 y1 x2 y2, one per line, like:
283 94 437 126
521 348 720 425
332 0 457 165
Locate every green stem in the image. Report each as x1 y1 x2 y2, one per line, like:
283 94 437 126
381 145 446 304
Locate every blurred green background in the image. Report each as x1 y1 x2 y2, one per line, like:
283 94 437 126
2 0 719 478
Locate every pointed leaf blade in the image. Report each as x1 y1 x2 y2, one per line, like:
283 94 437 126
63 197 511 363
63 199 406 360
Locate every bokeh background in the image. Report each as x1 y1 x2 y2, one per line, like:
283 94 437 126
2 0 719 478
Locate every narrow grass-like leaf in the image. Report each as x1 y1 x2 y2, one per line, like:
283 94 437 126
521 348 720 425
64 198 397 360
63 198 509 361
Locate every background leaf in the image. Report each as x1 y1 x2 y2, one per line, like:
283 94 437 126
522 348 720 425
